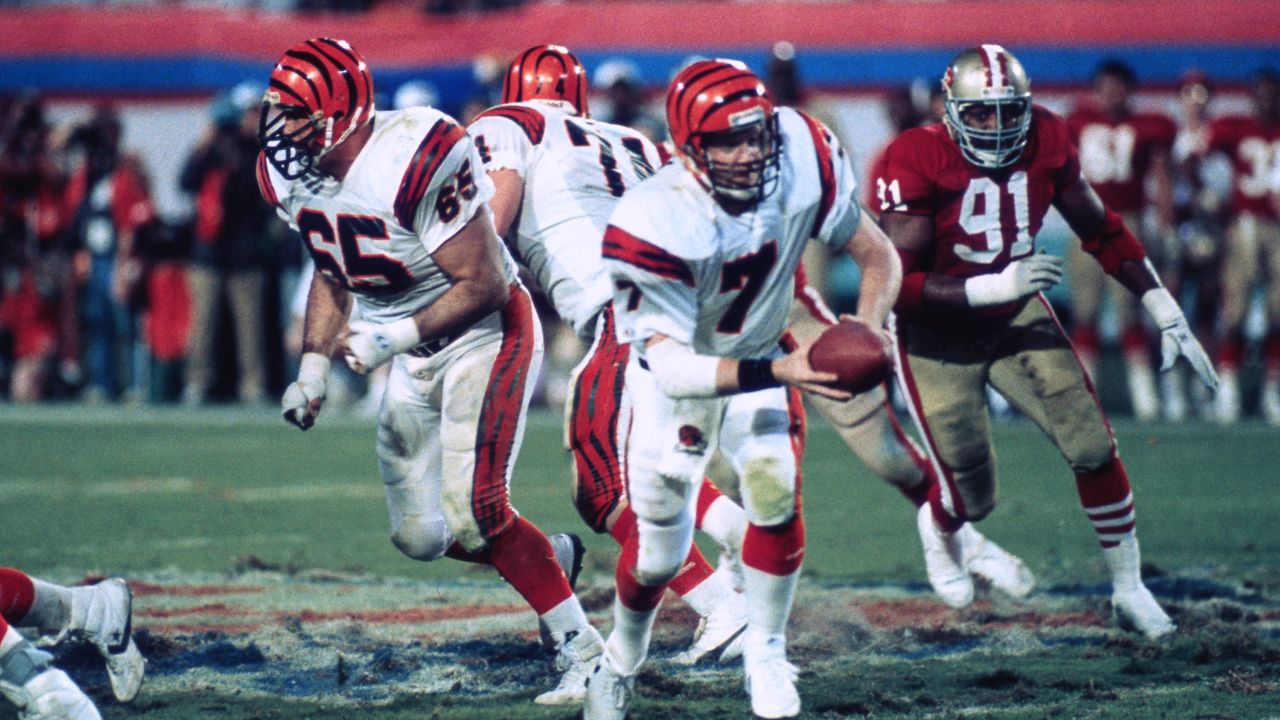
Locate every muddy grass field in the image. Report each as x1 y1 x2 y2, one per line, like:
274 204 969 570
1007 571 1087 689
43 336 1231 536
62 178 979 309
28 567 1280 719
1 408 1277 718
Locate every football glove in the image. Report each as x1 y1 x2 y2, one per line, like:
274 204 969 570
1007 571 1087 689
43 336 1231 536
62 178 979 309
963 253 1063 307
342 318 420 375
282 353 329 431
1141 287 1219 391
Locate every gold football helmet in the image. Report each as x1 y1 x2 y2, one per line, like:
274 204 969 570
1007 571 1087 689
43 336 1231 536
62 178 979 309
942 44 1032 169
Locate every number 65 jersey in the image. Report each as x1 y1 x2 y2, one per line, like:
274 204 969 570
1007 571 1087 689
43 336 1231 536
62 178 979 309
876 105 1080 325
256 106 514 324
603 108 862 360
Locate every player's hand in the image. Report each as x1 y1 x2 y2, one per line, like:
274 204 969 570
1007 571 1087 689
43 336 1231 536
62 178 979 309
772 339 853 401
341 318 420 375
1142 288 1219 391
282 353 329 431
964 253 1063 307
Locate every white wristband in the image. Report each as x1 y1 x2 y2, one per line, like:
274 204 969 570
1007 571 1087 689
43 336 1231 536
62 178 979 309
382 316 423 354
297 352 331 386
963 273 1013 307
1141 288 1182 329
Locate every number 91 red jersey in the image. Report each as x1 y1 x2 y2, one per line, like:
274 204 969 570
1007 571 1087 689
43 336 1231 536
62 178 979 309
875 105 1080 319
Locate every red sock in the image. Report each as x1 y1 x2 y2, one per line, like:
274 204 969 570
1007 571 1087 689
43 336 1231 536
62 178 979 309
1073 326 1100 359
1217 336 1243 369
614 525 667 612
1075 458 1136 549
926 481 965 533
447 517 572 615
666 544 717 597
608 506 637 546
741 516 806 576
694 480 725 529
0 568 34 625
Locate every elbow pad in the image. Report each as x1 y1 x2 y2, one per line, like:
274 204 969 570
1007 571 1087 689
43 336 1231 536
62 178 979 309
645 340 721 399
1080 209 1147 276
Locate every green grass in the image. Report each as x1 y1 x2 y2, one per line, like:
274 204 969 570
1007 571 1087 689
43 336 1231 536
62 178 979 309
0 406 1277 720
3 406 1277 585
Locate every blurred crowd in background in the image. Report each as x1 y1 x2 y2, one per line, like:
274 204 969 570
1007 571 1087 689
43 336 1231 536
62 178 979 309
2 42 1278 424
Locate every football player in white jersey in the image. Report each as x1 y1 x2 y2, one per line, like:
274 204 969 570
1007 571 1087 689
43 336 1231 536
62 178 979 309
469 45 754 668
587 59 902 720
257 38 603 705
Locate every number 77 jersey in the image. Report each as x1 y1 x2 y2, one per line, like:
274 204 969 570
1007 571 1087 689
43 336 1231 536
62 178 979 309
603 107 862 359
876 105 1081 318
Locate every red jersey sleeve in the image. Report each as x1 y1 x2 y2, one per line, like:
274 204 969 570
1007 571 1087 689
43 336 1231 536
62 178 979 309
1034 106 1082 195
875 128 937 216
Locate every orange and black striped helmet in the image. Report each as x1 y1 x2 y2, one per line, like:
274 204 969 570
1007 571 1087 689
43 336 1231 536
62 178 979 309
666 58 779 203
259 38 375 180
501 45 589 116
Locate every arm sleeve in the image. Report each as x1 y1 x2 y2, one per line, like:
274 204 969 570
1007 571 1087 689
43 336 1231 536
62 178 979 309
602 222 699 346
875 134 936 216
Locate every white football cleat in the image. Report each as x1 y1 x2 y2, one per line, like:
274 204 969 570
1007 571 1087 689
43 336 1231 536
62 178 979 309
534 625 603 705
957 524 1036 600
673 590 747 666
582 652 634 720
743 635 800 719
1112 585 1176 639
1 667 102 720
72 579 145 702
917 505 974 608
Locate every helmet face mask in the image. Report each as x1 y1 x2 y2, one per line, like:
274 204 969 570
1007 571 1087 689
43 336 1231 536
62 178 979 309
667 59 781 204
259 38 374 181
942 45 1032 169
689 112 780 203
501 45 589 116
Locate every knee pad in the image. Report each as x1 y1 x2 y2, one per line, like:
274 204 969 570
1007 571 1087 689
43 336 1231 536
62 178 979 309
633 513 694 586
738 452 796 527
629 469 695 526
389 514 452 562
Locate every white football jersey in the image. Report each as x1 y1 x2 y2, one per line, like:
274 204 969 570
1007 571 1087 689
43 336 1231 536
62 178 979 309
258 106 514 324
604 107 861 359
468 101 661 337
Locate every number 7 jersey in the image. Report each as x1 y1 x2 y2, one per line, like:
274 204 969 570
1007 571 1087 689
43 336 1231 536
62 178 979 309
604 107 862 359
256 106 514 324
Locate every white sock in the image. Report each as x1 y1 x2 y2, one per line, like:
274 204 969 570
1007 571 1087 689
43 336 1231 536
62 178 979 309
679 571 736 618
743 564 800 638
1102 536 1144 592
699 496 747 553
604 602 655 674
23 580 71 632
538 595 589 638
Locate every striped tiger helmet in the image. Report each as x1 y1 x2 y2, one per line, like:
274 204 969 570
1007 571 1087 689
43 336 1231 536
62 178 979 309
259 38 375 180
666 58 779 203
942 44 1032 169
501 45 589 116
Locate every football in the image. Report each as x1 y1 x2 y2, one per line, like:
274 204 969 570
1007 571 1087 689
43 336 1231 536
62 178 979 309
807 318 892 394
